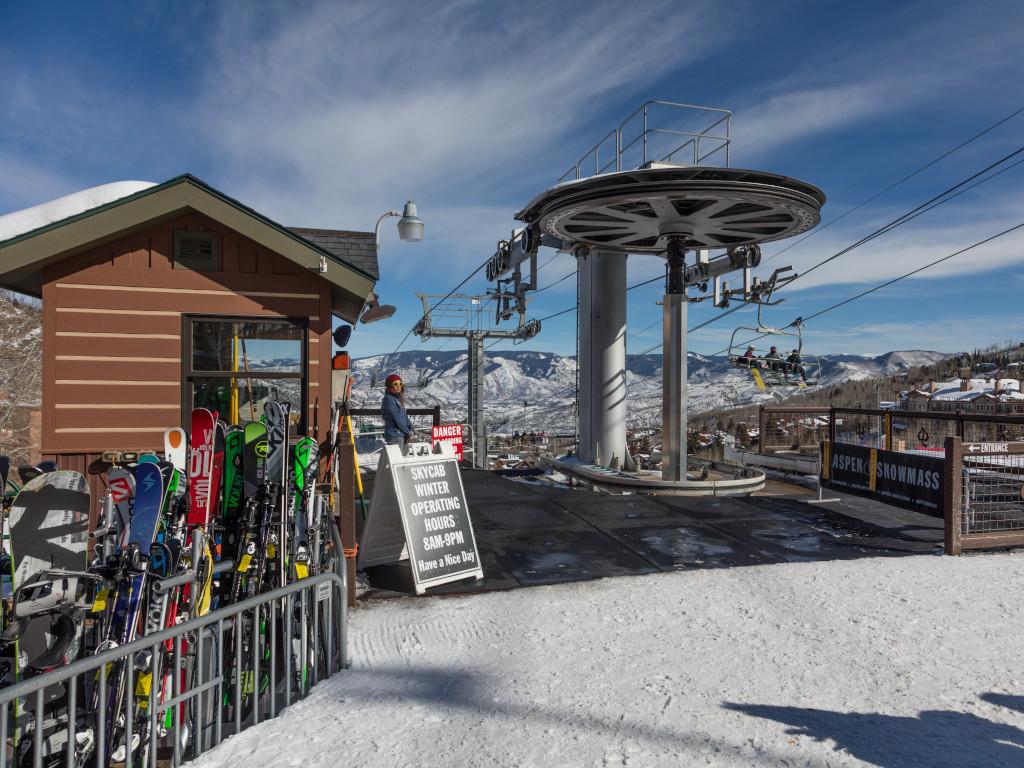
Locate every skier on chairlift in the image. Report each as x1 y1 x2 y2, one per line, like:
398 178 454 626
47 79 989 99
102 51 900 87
742 345 756 367
787 349 805 377
764 345 782 372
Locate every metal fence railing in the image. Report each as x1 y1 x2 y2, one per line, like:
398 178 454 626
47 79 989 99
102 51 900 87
760 406 1024 457
558 101 732 182
0 566 347 768
758 406 830 453
944 436 1024 555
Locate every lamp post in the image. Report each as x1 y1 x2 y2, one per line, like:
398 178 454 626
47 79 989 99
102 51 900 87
374 200 424 251
362 201 424 324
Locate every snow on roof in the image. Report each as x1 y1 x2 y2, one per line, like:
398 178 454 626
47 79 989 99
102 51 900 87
0 181 157 243
905 377 1022 402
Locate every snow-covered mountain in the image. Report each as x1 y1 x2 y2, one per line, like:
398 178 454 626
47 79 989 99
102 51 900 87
348 348 950 434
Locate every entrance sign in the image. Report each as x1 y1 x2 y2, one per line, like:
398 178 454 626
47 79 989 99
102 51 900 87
963 441 1024 455
357 442 483 594
432 424 464 461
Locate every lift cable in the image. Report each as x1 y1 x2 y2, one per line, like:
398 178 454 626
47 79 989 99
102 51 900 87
793 144 1024 284
397 111 1024 373
765 104 1024 264
621 219 1024 394
630 148 1024 361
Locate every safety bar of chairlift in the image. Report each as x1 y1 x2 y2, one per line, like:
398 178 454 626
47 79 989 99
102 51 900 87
0 567 347 768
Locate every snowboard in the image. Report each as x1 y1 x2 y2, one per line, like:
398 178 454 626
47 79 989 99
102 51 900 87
6 471 90 673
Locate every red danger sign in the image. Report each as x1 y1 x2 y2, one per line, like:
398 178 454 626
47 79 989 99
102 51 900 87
432 424 464 461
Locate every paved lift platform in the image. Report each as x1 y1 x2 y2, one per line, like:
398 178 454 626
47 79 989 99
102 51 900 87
356 468 944 601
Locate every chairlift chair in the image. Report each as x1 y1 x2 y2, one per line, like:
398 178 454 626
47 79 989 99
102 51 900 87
727 307 820 388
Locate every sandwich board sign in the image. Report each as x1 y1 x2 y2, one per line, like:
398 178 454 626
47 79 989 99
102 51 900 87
356 441 483 594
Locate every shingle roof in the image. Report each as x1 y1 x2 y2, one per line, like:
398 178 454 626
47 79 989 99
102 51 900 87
289 228 379 280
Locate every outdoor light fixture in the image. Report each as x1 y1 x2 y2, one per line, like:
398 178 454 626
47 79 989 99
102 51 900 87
360 292 397 324
375 200 424 250
364 200 423 325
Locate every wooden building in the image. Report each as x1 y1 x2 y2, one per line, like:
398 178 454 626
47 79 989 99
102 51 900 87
0 174 378 505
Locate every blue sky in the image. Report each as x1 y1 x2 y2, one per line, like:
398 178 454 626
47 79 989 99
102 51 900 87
2 0 1023 362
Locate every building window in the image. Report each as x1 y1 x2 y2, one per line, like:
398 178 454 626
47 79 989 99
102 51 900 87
174 230 218 271
183 316 306 432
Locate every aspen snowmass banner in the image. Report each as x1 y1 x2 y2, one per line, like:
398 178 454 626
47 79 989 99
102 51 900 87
821 442 944 517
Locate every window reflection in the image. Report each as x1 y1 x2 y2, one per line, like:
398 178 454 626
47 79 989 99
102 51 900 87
192 321 302 373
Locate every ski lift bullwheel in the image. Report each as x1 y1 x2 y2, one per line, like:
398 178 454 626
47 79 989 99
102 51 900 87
516 166 825 253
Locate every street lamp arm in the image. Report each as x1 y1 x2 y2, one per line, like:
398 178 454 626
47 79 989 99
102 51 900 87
374 211 402 252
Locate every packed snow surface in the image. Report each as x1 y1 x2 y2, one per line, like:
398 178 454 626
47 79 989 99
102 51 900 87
0 181 156 242
192 554 1024 767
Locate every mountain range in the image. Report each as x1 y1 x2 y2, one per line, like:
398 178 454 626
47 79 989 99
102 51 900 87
347 349 949 434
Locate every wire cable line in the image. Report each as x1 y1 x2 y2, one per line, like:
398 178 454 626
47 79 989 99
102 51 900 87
765 104 1024 263
793 144 1024 284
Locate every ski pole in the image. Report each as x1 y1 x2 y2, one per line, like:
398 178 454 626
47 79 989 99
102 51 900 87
344 415 368 519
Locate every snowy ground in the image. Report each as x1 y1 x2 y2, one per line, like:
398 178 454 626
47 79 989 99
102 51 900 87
192 553 1024 767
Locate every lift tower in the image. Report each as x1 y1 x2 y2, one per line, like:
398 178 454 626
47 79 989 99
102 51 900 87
510 102 825 490
413 293 540 469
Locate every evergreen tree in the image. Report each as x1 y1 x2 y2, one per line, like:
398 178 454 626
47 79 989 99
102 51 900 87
687 428 700 455
735 422 751 449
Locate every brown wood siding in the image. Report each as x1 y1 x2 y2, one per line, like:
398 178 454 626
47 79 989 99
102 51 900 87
42 211 334 455
55 334 181 358
55 382 180 405
312 278 333 443
54 310 182 335
55 286 318 317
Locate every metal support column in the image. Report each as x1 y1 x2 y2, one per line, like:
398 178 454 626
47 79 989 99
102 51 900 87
662 238 688 481
577 248 592 463
578 249 627 466
468 332 486 469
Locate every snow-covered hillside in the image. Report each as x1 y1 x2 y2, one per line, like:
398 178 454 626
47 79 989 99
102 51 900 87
348 348 950 434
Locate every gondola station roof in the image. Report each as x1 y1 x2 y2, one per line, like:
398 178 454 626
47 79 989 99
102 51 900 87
0 174 378 323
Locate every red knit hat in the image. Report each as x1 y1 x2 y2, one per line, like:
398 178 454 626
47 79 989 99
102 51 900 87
385 374 403 388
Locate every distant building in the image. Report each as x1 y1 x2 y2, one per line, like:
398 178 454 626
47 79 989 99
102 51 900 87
896 369 1024 414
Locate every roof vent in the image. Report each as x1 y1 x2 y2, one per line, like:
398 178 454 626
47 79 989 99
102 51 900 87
174 230 217 271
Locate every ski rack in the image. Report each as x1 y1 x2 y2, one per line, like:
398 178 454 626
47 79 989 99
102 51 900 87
0 555 348 768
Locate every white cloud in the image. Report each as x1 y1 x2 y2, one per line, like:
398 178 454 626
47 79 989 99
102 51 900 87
191 0 739 224
767 201 1024 293
0 154 81 214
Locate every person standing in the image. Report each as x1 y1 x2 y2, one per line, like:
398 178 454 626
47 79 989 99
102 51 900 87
381 374 414 445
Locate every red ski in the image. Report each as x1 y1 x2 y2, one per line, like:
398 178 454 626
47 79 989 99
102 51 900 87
188 408 216 526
